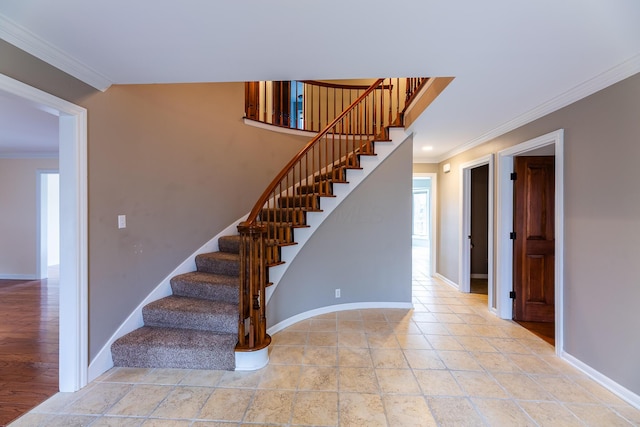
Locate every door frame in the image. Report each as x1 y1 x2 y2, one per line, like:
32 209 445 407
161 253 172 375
37 169 60 279
496 129 564 354
0 73 88 392
459 155 494 310
413 172 437 276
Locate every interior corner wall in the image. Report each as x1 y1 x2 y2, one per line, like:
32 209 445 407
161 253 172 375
437 72 640 394
267 137 413 325
73 82 310 359
0 157 59 278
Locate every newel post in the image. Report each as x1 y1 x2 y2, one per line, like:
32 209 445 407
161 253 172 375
237 221 270 351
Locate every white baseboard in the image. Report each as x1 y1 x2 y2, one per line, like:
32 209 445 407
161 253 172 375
561 351 640 409
87 214 248 382
434 273 459 290
470 273 488 279
0 274 37 280
267 301 414 336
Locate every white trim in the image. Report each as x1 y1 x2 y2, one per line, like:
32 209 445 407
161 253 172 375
0 14 112 91
412 172 437 276
267 302 414 336
0 151 59 159
437 54 640 163
561 351 640 410
434 273 459 290
0 274 38 280
235 347 269 371
459 155 494 311
0 73 89 392
88 214 248 381
243 117 318 138
496 129 564 356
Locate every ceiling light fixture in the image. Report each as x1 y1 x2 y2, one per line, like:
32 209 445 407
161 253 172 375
422 146 434 151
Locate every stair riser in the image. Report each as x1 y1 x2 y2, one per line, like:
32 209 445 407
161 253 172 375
112 346 235 370
296 181 332 195
218 236 241 254
259 209 306 225
170 280 239 304
315 168 346 182
143 308 237 334
277 196 319 209
196 257 239 276
264 225 294 244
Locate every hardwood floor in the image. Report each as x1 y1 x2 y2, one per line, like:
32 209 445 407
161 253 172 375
0 269 58 427
515 319 556 346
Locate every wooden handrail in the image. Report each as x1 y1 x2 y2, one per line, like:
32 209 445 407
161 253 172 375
242 79 385 226
236 77 429 352
300 80 392 90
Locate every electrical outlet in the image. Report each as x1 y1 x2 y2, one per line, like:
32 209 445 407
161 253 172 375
335 288 341 298
118 215 126 229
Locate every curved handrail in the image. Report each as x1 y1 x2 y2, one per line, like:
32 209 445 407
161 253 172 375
236 77 428 351
241 78 384 227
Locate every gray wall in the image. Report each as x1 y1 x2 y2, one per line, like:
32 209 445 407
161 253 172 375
437 72 640 394
78 83 310 358
268 137 413 325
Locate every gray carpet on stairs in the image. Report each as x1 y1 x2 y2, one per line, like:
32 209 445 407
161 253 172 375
111 326 236 370
143 295 237 334
111 238 243 371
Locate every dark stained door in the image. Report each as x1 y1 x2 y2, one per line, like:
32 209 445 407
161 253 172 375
272 81 291 127
513 156 555 322
245 82 260 121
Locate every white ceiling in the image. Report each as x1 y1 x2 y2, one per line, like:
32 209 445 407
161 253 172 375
1 0 639 161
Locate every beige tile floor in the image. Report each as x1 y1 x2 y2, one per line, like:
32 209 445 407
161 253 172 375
10 245 640 426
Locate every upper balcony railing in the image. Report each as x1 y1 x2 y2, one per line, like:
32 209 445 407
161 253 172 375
245 78 430 133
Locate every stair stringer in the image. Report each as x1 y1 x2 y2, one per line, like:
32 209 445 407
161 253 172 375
87 214 248 381
265 127 412 304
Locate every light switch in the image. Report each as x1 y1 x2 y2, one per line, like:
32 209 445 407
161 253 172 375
118 215 126 229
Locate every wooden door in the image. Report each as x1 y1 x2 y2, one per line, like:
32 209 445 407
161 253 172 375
272 81 291 127
513 156 555 322
245 82 260 120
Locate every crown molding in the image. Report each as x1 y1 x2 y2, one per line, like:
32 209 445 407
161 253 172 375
437 54 640 163
0 13 112 91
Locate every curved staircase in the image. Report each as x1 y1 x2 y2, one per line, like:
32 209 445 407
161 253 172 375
110 78 434 371
110 150 374 369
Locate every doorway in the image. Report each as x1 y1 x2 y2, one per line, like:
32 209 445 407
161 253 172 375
412 173 437 277
38 171 60 279
512 154 556 344
459 155 494 310
496 129 564 354
470 165 489 295
0 74 88 391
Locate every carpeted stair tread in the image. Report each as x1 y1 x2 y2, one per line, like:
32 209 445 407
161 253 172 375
171 271 239 304
111 326 236 370
143 295 237 334
196 251 239 276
